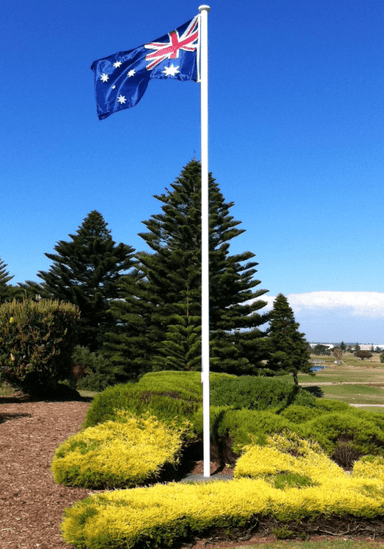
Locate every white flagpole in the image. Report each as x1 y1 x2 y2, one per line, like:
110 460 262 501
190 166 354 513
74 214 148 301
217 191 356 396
198 4 210 479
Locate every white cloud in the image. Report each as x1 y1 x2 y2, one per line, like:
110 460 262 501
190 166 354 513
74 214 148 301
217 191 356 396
264 291 384 319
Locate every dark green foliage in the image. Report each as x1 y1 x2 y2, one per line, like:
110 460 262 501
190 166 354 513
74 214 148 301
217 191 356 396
354 350 373 360
72 346 116 392
298 411 384 466
0 258 19 304
192 406 295 452
16 280 51 301
315 399 351 413
0 299 80 396
266 294 312 383
37 211 135 352
312 344 331 356
279 404 325 423
106 160 269 377
210 375 317 411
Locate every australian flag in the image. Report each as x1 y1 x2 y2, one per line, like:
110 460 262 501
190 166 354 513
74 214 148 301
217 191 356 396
91 16 199 120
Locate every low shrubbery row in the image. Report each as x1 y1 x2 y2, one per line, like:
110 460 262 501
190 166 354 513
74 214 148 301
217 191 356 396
53 371 384 548
60 436 384 548
83 372 384 468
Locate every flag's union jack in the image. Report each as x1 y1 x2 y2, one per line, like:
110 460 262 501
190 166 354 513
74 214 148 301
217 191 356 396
145 16 199 71
91 16 199 119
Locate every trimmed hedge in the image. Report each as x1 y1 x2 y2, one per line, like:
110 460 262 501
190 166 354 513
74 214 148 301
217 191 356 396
210 375 317 411
83 372 384 467
83 371 232 429
83 384 200 431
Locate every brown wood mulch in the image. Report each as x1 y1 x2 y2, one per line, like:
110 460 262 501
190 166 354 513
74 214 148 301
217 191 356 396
1 394 384 549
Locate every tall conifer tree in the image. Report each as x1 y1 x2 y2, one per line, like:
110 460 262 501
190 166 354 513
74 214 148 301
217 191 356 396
0 258 17 304
38 211 135 351
107 160 269 376
266 293 312 384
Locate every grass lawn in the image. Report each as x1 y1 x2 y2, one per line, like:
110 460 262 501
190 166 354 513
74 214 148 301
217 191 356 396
294 353 384 409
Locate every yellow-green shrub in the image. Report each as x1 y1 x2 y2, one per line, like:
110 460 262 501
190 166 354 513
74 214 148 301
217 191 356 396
52 412 192 488
61 474 384 549
234 433 345 486
352 455 384 482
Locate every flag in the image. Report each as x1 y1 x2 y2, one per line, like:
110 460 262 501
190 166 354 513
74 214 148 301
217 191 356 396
91 16 199 120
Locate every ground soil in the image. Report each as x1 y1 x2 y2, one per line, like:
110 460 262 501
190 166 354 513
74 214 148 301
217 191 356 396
1 394 384 549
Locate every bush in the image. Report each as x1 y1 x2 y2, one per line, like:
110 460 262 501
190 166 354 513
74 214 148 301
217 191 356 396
210 375 317 411
83 371 231 429
61 467 384 548
137 370 233 401
191 406 295 455
315 399 351 413
299 411 384 467
73 346 116 392
279 404 325 423
352 455 384 483
234 433 344 483
354 350 373 360
83 384 200 431
0 298 80 396
52 412 191 488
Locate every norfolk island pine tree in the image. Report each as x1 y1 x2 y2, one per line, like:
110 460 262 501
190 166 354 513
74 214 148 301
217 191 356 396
104 159 270 379
36 211 136 353
266 293 312 384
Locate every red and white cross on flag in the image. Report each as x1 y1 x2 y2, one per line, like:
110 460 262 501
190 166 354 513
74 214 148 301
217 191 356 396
144 16 199 71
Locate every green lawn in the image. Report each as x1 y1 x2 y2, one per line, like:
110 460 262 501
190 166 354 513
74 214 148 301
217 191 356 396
295 354 384 408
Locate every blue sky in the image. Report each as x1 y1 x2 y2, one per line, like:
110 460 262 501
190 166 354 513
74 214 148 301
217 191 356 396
2 0 383 343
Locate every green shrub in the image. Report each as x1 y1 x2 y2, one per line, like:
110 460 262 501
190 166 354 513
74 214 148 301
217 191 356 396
137 370 233 401
0 298 80 395
210 375 316 411
83 371 232 429
273 472 314 489
192 406 295 453
315 399 351 412
83 384 200 430
73 346 116 392
280 404 325 423
299 411 384 466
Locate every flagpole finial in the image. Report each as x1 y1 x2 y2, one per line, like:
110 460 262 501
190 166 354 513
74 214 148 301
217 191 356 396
198 5 210 12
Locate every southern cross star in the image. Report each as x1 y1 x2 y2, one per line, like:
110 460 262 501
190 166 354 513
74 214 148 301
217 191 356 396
128 69 136 77
162 64 180 77
100 73 109 83
113 61 122 68
117 95 126 104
